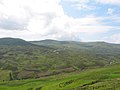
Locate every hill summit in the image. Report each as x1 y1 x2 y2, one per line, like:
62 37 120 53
0 37 32 45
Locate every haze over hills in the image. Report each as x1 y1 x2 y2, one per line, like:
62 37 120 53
30 39 120 48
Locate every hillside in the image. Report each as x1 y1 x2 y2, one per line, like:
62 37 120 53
30 39 120 53
0 64 120 90
0 38 120 80
31 40 120 65
0 38 33 46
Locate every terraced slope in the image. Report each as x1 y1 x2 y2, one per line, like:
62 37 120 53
0 64 120 90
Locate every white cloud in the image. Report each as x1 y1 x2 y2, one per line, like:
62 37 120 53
73 3 95 10
64 0 89 3
105 34 120 44
96 0 120 5
110 17 120 23
0 0 119 42
64 0 95 10
107 8 114 15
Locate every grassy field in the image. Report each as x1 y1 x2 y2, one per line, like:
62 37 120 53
0 64 120 90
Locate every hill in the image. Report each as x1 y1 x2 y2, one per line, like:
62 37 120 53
31 40 120 65
0 38 119 80
0 38 33 46
30 39 120 49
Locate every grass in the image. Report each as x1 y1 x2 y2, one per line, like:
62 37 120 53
0 64 120 90
0 70 10 81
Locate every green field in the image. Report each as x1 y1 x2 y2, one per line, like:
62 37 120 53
0 64 120 90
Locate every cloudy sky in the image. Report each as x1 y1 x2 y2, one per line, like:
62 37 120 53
0 0 120 43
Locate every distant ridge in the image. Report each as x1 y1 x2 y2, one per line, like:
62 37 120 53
30 39 120 46
0 37 33 45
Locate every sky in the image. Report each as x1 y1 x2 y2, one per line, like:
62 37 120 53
0 0 120 43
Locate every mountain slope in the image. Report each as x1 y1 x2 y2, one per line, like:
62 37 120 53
0 38 119 80
31 40 120 60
